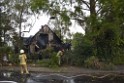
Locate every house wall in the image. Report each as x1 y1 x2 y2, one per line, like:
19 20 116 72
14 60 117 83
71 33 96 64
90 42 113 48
28 25 62 54
29 41 38 54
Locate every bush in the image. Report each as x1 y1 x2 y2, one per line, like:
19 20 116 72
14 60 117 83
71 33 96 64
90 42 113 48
112 55 124 65
84 56 101 69
103 62 115 70
9 53 19 64
36 51 58 68
84 56 115 70
48 52 58 68
41 47 54 59
68 33 93 66
0 46 17 64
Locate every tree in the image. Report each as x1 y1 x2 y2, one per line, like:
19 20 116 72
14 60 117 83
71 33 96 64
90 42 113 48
0 0 35 51
66 32 93 66
0 0 15 46
30 0 124 64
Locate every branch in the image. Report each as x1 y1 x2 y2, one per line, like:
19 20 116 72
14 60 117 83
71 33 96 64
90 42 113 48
95 0 99 3
96 6 102 15
28 13 37 32
82 8 90 11
81 0 90 9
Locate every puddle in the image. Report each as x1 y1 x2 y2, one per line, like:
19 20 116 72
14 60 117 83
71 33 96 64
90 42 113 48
28 74 73 83
0 71 30 83
0 81 17 83
71 74 124 83
0 71 124 83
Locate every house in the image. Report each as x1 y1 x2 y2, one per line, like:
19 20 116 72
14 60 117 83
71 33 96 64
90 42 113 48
24 25 63 54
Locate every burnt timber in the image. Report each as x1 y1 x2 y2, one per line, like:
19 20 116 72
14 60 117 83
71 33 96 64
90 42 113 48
24 25 63 54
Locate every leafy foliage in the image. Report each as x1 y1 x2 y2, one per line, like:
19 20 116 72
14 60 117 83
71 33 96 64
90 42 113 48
64 33 93 66
1 0 124 67
36 47 58 68
84 56 100 69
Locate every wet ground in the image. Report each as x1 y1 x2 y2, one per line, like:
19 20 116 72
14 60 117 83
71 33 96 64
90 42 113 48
0 66 124 83
0 71 124 83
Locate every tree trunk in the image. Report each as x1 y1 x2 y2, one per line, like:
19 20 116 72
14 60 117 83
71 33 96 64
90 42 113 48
19 8 23 38
89 0 97 33
0 8 2 46
90 0 96 16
